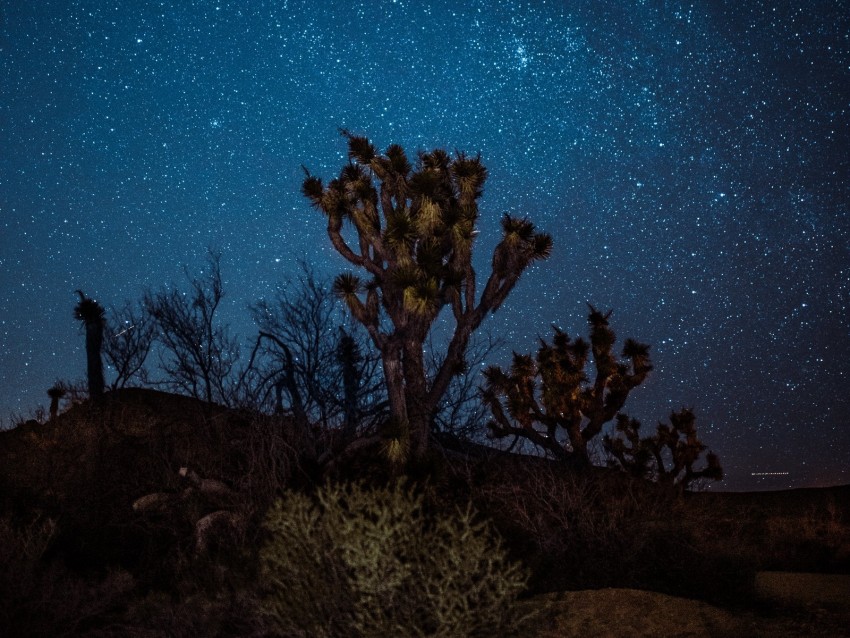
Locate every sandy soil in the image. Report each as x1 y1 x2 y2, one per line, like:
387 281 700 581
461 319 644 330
524 585 850 638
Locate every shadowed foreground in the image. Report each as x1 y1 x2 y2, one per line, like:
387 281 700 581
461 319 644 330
524 583 850 638
1 388 848 636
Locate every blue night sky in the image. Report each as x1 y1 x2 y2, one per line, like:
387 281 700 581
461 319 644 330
1 1 848 491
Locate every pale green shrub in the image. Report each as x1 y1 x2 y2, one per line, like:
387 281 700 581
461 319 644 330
259 481 532 637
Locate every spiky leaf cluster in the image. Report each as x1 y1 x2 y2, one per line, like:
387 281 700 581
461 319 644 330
482 306 652 465
73 291 105 324
303 132 551 332
604 408 723 491
47 384 67 401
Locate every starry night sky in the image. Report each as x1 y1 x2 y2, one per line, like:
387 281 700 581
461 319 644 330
1 1 848 491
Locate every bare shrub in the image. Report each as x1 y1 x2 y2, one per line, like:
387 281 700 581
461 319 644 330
471 459 763 603
250 262 385 432
428 326 506 439
104 298 155 390
95 587 268 638
471 463 672 590
762 498 850 571
237 413 299 507
144 250 241 406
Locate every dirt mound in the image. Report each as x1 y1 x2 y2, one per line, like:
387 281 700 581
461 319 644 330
528 589 744 637
527 587 850 638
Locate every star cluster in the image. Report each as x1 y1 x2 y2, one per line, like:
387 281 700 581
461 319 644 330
1 0 848 490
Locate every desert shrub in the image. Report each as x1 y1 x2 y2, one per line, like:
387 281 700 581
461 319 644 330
761 499 850 572
0 514 134 637
259 481 533 637
469 462 756 603
102 587 268 638
471 464 667 590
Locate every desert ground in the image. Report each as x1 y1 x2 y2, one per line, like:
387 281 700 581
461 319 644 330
2 389 848 636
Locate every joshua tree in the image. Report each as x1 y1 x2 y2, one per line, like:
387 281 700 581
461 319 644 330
482 307 651 466
47 383 66 420
337 328 362 438
73 290 106 400
302 132 552 461
604 408 723 492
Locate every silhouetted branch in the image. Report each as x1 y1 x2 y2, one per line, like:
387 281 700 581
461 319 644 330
103 299 155 390
143 250 240 406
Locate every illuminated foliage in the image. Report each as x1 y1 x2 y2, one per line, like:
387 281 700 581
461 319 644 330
260 481 532 637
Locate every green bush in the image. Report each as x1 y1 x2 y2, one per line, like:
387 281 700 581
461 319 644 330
259 481 532 637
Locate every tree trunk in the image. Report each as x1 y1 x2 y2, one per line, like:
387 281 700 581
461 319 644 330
85 321 104 399
402 341 430 461
381 341 408 432
339 334 360 438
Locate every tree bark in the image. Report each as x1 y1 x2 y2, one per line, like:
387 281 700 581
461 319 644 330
402 341 430 461
85 321 104 399
381 340 408 431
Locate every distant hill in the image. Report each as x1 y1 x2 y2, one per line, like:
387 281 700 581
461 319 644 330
0 388 299 572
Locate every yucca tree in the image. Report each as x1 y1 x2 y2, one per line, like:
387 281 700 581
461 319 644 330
482 307 651 466
47 383 66 420
336 328 363 438
74 290 106 399
604 408 723 492
302 132 552 461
